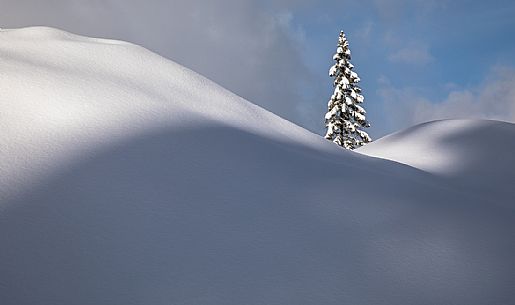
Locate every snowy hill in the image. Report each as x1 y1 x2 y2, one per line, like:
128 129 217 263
358 119 515 207
1 27 514 305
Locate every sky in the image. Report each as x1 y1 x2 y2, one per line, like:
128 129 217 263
1 0 515 138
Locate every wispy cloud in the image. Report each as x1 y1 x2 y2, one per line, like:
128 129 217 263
388 44 434 65
353 21 374 43
380 66 515 130
373 0 448 22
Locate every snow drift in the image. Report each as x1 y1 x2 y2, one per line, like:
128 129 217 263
358 119 515 207
0 27 514 305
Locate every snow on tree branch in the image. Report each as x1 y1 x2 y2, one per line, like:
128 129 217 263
324 31 371 150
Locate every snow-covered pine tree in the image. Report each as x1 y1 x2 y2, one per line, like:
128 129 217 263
324 31 371 149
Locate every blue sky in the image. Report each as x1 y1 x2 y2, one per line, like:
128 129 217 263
284 0 515 136
2 0 515 137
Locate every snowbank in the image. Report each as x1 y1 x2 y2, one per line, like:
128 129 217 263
1 27 514 305
358 119 515 207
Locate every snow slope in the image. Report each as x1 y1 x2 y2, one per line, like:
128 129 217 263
358 119 515 208
0 27 514 305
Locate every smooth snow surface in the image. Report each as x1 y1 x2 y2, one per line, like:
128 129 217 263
1 27 514 305
358 119 515 207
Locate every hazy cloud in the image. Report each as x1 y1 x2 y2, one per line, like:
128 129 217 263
380 67 515 130
353 21 374 43
373 0 448 22
388 44 434 65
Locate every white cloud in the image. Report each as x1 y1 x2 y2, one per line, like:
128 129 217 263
380 67 515 131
